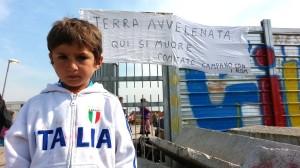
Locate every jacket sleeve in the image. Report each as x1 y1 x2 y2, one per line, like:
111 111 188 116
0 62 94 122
113 100 137 168
4 103 31 168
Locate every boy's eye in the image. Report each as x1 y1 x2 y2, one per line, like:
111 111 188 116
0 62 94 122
78 55 88 61
58 55 67 60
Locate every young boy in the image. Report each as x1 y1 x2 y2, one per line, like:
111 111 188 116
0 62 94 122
4 18 137 168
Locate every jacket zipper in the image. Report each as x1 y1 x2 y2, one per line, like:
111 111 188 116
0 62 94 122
68 94 78 167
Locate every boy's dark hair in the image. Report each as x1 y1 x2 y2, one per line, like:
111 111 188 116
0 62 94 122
47 17 102 61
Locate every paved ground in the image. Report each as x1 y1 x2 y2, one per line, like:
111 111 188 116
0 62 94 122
0 147 4 168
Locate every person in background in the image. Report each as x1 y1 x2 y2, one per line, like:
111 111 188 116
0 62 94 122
119 96 128 118
158 115 164 139
139 98 151 137
4 17 136 168
0 94 13 145
118 96 124 103
152 112 158 136
119 96 131 132
152 112 158 128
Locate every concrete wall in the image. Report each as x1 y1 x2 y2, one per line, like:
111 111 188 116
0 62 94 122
228 125 300 146
150 127 300 168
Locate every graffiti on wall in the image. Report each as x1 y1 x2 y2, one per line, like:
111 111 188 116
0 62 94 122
279 40 300 127
183 69 260 131
183 37 300 130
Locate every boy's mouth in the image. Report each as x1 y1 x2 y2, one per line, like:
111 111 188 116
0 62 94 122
66 76 81 80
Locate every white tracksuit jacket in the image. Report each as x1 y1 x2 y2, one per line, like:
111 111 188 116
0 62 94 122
4 82 137 168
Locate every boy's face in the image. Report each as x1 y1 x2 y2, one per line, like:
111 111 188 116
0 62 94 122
50 43 103 93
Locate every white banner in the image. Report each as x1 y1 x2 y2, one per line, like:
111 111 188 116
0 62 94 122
80 9 250 74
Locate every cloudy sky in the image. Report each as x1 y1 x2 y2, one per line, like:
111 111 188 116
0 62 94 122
0 0 299 102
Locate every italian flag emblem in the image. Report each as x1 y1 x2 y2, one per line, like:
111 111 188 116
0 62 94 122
88 109 101 124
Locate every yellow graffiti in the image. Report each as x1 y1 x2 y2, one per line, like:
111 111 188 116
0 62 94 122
171 94 180 108
171 112 181 133
170 72 179 87
283 61 300 126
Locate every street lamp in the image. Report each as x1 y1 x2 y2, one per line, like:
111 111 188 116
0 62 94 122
2 59 20 98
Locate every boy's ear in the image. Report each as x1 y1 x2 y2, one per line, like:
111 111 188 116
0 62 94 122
95 55 103 69
49 53 54 64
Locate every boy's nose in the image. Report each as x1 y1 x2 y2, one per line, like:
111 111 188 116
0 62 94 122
67 62 78 71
